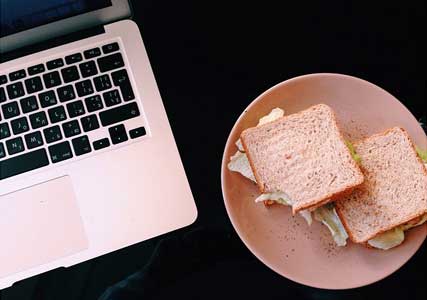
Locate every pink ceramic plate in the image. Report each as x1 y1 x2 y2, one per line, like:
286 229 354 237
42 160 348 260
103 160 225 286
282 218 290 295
221 73 427 289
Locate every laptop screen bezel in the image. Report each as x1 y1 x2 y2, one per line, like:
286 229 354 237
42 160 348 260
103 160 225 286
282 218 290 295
0 0 131 53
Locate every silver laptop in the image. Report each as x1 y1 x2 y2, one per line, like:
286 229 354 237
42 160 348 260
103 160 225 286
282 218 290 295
0 0 197 289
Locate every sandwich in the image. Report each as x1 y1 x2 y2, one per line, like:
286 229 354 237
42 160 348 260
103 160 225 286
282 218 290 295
228 104 363 246
335 127 427 250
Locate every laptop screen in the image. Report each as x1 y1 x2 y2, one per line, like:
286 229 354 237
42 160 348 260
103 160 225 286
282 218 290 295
0 0 112 38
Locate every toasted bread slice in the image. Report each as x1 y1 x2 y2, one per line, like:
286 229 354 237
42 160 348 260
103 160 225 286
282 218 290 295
335 127 427 244
240 104 364 214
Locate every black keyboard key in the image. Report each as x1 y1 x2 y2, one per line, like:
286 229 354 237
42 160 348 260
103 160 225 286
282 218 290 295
43 125 62 143
0 75 7 86
0 148 49 180
66 100 85 118
109 124 128 145
93 74 112 91
81 114 99 132
75 80 94 97
0 142 5 158
0 87 6 103
103 89 121 107
72 135 91 156
62 120 81 138
84 47 101 59
29 111 48 129
47 58 64 70
1 101 20 119
112 69 135 101
65 53 83 64
97 53 124 73
39 90 57 108
28 64 45 76
61 66 80 83
11 117 30 135
79 61 98 78
84 95 103 112
49 141 73 163
25 131 44 149
93 138 110 150
99 102 140 127
9 69 26 81
129 127 146 139
24 76 43 94
0 123 11 140
48 106 67 123
20 96 39 113
43 71 62 88
102 42 119 54
57 85 76 102
6 82 25 99
6 137 25 155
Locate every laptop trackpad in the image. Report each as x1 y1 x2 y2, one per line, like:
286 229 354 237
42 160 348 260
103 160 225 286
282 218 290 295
0 176 88 278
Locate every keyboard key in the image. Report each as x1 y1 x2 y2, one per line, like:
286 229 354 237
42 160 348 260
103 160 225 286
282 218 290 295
20 96 39 113
0 142 5 158
57 85 76 102
25 131 44 149
48 106 67 123
61 66 80 83
29 111 48 129
103 89 121 107
28 64 45 76
0 123 11 140
93 74 112 91
93 138 110 150
65 53 83 64
62 120 81 138
6 82 25 99
66 100 85 118
109 124 128 145
9 69 26 81
129 127 146 139
102 42 119 54
112 69 135 101
47 58 64 70
81 114 99 132
0 148 49 180
84 47 101 59
43 71 62 88
0 75 7 85
79 61 98 78
24 76 43 94
11 117 30 135
72 135 91 156
99 102 140 127
0 87 6 103
43 125 62 143
1 101 20 119
75 80 94 97
39 90 57 108
97 53 124 73
84 95 103 112
6 137 25 155
49 141 73 163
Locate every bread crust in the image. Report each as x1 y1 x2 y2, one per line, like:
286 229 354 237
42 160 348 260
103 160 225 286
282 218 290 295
335 127 427 244
241 104 364 215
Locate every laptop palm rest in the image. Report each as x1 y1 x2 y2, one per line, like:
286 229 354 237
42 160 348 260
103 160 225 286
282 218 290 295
0 176 88 279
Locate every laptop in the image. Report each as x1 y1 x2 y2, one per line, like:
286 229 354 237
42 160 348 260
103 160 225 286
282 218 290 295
0 0 197 289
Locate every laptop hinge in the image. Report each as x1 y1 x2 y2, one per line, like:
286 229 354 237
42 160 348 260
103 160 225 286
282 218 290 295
0 25 105 63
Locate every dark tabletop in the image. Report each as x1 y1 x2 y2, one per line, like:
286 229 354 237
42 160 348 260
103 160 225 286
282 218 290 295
1 1 425 299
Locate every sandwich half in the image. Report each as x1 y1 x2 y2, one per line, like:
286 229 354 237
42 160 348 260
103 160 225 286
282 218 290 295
240 104 364 214
335 127 427 249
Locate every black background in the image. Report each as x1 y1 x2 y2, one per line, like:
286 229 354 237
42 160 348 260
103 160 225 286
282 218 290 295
1 0 426 299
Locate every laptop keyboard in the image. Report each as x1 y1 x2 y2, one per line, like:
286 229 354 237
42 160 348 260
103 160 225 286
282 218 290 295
0 41 147 180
